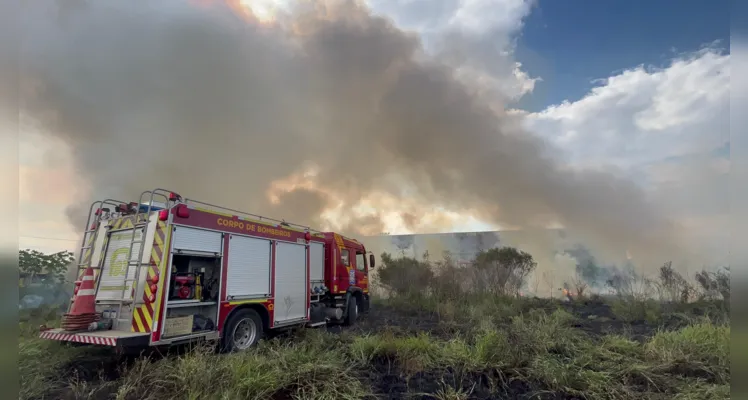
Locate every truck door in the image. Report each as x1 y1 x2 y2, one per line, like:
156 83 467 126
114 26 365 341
353 250 369 292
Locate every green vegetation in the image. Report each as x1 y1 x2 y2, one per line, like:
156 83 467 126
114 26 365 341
19 249 74 287
19 249 730 399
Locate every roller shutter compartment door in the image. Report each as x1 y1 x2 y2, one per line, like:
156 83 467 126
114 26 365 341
309 242 324 283
172 226 223 254
226 235 271 298
274 242 308 323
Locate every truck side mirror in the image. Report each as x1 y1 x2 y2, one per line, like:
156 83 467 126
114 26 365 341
369 254 375 269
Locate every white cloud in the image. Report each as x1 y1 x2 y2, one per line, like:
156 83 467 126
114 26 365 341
448 0 534 36
525 47 729 170
364 0 533 37
524 47 730 265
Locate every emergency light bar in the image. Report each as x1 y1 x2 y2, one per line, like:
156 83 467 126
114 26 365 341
137 201 167 213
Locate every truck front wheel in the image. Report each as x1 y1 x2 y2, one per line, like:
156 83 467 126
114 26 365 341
221 308 263 352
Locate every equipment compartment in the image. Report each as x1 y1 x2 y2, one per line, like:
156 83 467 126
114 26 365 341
168 254 221 303
163 254 222 338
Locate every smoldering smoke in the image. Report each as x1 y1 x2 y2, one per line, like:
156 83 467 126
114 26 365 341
17 0 696 277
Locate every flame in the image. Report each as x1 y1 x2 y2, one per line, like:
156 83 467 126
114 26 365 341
265 167 482 236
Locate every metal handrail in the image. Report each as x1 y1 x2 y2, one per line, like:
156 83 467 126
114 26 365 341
184 198 324 234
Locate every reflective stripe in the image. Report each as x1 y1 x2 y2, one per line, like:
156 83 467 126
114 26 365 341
82 276 95 281
77 289 95 295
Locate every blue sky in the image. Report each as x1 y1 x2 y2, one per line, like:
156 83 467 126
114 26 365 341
515 0 730 111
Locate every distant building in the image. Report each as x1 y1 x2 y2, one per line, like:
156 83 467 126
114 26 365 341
364 229 571 264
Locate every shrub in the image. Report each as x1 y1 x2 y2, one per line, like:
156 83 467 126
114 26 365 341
469 247 537 296
377 252 433 296
657 261 694 303
694 267 730 303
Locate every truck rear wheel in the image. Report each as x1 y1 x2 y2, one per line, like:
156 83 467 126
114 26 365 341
343 296 358 326
221 309 263 352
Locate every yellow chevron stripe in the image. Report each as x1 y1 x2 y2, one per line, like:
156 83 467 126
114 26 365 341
141 306 153 327
113 218 123 230
151 228 172 331
121 219 134 230
132 312 146 332
131 218 165 334
154 230 164 247
129 220 167 335
151 248 161 267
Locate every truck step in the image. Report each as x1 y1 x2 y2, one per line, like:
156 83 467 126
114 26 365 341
306 321 327 328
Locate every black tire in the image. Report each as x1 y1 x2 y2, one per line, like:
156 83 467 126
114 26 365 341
221 308 264 353
343 295 359 326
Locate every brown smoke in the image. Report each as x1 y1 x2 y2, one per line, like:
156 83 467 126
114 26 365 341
17 0 694 271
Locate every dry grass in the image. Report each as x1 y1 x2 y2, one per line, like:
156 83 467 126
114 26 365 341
19 292 730 400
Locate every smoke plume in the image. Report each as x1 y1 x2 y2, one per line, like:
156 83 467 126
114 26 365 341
18 0 694 272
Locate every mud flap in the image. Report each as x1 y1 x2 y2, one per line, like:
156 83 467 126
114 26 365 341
342 292 353 319
361 294 370 313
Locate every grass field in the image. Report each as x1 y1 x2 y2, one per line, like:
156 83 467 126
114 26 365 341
20 291 730 400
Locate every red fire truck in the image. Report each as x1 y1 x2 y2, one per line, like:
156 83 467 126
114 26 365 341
40 189 374 351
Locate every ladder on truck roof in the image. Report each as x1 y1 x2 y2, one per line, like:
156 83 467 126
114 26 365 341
108 189 176 330
72 198 129 312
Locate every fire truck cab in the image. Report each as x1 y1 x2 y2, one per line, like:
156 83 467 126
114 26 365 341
40 189 374 352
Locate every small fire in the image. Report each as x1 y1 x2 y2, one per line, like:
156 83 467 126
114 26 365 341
561 288 575 301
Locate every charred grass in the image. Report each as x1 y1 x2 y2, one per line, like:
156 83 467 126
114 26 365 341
20 294 729 400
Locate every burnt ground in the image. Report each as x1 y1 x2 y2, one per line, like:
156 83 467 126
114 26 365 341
346 296 678 341
29 298 721 400
325 300 647 400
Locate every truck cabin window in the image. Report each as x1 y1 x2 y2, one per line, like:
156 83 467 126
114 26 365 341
355 251 366 271
341 249 350 265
